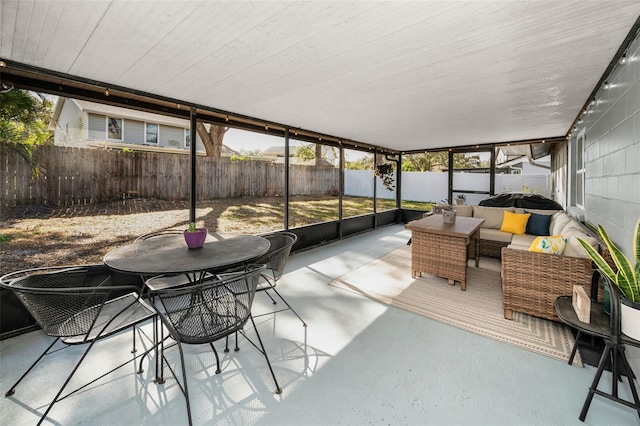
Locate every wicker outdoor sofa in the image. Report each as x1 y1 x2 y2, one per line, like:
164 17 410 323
453 205 605 322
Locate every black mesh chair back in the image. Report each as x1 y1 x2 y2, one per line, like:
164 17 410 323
252 232 305 326
11 268 110 339
255 232 297 284
149 264 282 426
135 229 183 242
155 264 262 344
0 265 155 425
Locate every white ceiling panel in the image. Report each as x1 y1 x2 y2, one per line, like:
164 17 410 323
2 0 639 151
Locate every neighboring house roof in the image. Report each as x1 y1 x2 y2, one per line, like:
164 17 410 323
261 146 335 166
77 99 191 128
85 140 206 155
262 146 288 157
85 139 242 158
299 158 335 167
220 145 241 157
496 144 551 169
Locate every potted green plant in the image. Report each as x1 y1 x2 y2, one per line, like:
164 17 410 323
456 194 466 205
578 217 640 340
183 222 207 249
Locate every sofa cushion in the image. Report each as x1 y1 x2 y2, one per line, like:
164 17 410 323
559 223 598 259
551 212 572 235
563 235 597 258
515 208 562 216
559 221 585 235
473 206 515 229
528 235 567 255
511 234 537 248
525 212 552 236
453 205 473 217
506 243 529 251
480 228 514 243
500 211 530 235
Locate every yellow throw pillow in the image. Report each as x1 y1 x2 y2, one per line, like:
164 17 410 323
528 235 567 255
500 211 531 235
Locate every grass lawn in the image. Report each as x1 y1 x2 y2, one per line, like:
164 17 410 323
0 195 431 274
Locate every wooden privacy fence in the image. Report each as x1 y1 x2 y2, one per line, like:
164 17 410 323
1 146 340 208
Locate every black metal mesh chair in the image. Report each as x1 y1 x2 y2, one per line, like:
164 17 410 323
253 232 305 326
135 229 184 242
149 264 282 426
0 264 155 425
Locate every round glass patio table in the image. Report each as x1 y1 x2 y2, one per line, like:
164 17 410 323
104 232 270 276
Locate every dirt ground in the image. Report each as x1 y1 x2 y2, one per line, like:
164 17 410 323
0 197 287 276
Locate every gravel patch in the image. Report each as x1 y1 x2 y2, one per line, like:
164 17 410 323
0 197 283 275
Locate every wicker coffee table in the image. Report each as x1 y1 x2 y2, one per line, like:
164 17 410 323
405 215 484 291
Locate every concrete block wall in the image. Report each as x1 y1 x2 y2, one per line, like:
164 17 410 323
578 29 640 257
577 28 640 374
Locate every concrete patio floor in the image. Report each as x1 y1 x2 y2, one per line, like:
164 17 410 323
1 224 639 425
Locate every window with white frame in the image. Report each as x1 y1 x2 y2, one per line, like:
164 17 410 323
574 130 586 209
146 123 158 144
184 129 190 147
107 117 122 140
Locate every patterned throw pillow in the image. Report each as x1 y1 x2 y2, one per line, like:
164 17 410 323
500 211 531 235
528 235 567 255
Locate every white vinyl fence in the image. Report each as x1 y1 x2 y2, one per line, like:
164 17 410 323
345 170 550 204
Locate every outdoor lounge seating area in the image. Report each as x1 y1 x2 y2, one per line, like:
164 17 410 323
1 225 639 425
450 204 605 322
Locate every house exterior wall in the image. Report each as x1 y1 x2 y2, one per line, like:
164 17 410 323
551 141 567 209
87 113 105 140
161 126 185 148
53 99 206 153
569 30 640 257
52 99 85 147
123 120 145 144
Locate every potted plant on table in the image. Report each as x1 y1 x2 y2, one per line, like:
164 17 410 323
578 218 640 340
442 205 457 224
183 222 207 249
437 200 457 224
456 194 466 205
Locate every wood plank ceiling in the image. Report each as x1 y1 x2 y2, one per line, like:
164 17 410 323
1 1 639 152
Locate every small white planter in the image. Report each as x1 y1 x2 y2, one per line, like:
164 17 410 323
620 298 640 341
442 209 457 224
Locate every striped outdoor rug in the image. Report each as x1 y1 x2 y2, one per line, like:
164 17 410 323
329 244 581 365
